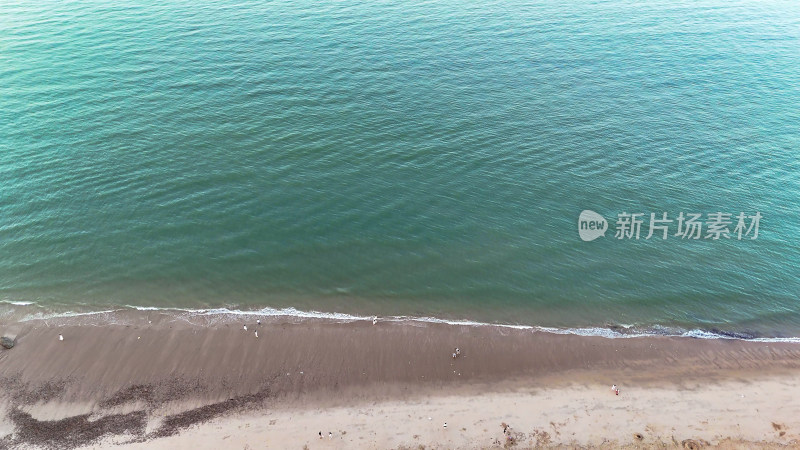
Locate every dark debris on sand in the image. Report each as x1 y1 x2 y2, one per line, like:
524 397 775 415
98 377 205 409
98 384 156 409
151 387 273 438
1 380 275 449
5 409 147 450
0 374 70 405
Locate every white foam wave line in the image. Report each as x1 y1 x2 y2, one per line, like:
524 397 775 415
127 307 800 342
402 316 534 329
751 337 800 343
123 305 369 321
536 326 653 339
124 305 164 311
679 329 800 343
184 310 800 342
124 305 201 313
10 304 800 343
188 306 372 321
19 309 118 322
0 300 36 306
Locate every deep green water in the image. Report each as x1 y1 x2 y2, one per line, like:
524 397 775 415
2 0 799 335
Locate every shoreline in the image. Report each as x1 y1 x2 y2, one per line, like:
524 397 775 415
2 311 800 448
3 302 800 343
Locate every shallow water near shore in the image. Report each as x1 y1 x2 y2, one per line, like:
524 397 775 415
2 0 800 336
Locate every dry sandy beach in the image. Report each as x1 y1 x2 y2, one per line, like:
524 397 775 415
1 311 799 449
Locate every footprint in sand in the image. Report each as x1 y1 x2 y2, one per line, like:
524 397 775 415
772 422 787 437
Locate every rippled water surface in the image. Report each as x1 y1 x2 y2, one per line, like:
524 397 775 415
1 0 799 334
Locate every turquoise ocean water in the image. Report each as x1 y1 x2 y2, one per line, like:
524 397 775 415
1 0 799 336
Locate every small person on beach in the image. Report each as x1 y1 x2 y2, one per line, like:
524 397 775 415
59 334 63 341
455 347 461 356
257 319 261 325
501 422 516 443
611 384 619 395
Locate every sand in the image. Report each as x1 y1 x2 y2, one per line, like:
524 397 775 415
1 310 799 449
96 376 800 449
